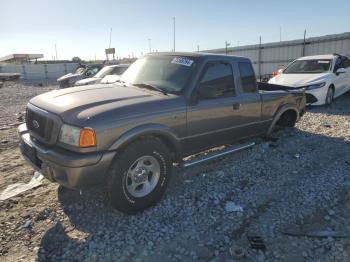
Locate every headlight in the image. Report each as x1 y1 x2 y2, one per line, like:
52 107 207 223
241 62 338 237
59 124 96 147
306 82 326 90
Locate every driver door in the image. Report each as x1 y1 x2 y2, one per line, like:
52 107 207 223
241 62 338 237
184 61 241 154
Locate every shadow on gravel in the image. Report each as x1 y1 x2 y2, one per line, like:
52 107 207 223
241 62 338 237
36 126 350 261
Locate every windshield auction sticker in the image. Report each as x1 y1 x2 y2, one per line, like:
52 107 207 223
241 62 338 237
318 60 330 64
171 57 194 67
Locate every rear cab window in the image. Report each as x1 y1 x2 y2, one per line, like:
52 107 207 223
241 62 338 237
238 62 257 93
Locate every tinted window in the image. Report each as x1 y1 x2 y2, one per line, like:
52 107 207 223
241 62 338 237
199 62 235 98
112 67 128 75
338 56 350 69
238 62 257 93
344 57 350 68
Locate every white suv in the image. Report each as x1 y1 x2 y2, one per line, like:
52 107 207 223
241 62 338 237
269 54 350 105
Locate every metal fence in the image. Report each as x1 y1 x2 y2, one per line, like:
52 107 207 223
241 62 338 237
0 63 78 85
203 32 350 78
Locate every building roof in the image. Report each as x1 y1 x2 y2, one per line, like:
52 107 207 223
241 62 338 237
0 53 43 62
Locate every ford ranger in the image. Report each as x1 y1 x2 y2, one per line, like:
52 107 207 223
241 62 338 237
18 52 306 214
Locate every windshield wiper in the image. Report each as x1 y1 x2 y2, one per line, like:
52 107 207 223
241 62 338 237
133 83 168 95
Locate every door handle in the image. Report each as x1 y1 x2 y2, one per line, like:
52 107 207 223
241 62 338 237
232 103 241 110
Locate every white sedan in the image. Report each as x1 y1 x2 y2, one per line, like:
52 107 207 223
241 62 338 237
269 54 350 105
74 64 129 86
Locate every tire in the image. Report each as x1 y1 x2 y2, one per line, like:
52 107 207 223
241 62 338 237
277 111 297 128
106 138 172 214
325 86 334 105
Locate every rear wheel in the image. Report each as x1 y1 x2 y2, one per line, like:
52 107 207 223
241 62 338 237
106 138 172 214
325 86 334 105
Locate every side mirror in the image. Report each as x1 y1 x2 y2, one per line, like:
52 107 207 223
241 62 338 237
198 83 218 99
336 68 346 75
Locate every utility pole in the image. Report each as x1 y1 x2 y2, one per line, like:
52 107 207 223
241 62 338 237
54 43 58 60
197 45 200 52
258 36 262 80
225 41 230 55
302 29 306 56
173 17 176 52
109 28 112 48
279 26 282 42
148 38 152 53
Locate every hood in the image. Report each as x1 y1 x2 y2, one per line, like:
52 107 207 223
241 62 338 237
268 72 330 87
29 84 168 125
57 72 82 82
75 77 101 86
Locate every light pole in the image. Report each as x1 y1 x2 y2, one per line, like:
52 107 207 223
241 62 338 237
173 17 176 52
225 41 230 55
109 28 112 48
54 43 58 60
148 38 152 53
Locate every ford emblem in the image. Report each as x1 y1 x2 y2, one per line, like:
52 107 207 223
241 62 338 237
32 120 40 129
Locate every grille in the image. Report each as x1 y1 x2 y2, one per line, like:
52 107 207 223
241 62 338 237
26 108 54 142
306 94 318 104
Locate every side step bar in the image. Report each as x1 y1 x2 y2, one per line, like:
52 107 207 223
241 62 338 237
182 142 255 168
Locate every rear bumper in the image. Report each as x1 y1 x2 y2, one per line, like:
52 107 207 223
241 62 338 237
18 123 115 188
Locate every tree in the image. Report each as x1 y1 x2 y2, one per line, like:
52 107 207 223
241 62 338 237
72 56 82 63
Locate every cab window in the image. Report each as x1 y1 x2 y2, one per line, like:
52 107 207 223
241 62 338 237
198 62 235 98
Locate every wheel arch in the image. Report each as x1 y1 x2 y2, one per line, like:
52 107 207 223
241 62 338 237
267 104 299 135
108 124 183 162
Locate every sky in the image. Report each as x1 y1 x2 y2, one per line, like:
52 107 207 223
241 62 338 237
1 0 350 61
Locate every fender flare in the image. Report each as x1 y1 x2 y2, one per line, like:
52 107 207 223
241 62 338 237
267 104 299 135
108 124 183 162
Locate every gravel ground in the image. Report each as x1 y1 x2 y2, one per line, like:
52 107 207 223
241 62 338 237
0 81 350 262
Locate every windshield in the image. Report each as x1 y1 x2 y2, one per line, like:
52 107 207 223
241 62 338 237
284 59 331 74
120 56 196 93
75 67 85 74
94 66 114 78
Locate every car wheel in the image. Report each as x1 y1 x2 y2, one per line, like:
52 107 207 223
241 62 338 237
106 138 172 214
59 81 69 89
325 87 334 105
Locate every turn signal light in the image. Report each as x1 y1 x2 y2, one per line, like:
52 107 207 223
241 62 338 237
79 128 96 147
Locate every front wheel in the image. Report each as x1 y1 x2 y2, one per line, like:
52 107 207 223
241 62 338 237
106 138 172 214
325 87 334 105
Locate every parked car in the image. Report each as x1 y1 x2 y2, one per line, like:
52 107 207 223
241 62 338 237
74 64 129 86
100 74 121 84
57 64 103 88
19 52 305 214
268 54 350 105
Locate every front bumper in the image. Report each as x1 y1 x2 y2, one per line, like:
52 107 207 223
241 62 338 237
305 87 328 106
18 123 115 188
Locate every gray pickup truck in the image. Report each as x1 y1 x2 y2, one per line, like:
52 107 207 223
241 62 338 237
19 52 306 214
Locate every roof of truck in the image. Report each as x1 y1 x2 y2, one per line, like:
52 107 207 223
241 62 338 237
146 51 250 60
